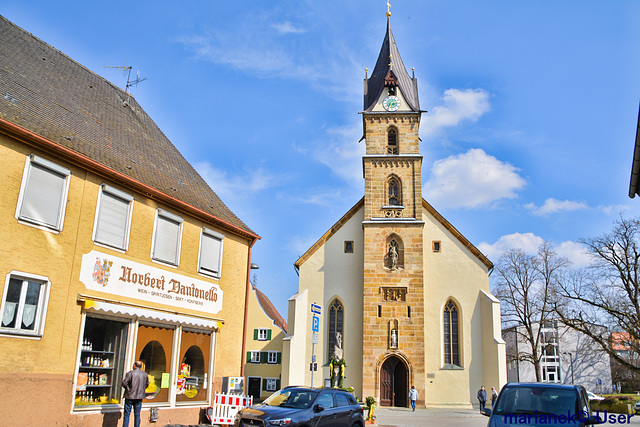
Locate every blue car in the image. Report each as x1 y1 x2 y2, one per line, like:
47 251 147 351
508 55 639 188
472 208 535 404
481 383 601 426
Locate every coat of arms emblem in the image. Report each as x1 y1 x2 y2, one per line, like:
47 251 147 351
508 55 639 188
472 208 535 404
92 257 113 286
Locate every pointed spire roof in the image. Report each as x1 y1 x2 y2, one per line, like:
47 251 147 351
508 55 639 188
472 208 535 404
364 17 420 112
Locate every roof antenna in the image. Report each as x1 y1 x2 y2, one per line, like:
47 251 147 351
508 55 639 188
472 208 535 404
104 63 147 106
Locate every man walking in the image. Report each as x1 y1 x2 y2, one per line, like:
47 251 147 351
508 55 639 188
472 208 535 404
409 385 418 411
477 385 488 413
122 361 149 427
491 386 498 407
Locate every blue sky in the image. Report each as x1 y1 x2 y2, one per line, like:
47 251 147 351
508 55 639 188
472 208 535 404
4 1 640 317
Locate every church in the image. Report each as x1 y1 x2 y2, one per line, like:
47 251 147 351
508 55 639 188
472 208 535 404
281 11 506 408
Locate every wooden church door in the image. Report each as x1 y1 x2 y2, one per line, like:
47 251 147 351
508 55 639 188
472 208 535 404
380 356 408 407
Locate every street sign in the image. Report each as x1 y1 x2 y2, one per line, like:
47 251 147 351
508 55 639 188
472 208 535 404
310 362 317 372
312 333 318 344
311 303 322 315
312 315 320 332
312 355 316 362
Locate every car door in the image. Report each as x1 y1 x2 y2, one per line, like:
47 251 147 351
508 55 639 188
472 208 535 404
334 391 357 426
313 391 343 427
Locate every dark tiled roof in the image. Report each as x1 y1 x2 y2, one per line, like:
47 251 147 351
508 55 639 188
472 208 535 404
0 15 255 237
364 17 420 113
253 285 287 333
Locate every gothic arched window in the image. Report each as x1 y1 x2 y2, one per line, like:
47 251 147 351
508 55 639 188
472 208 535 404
443 299 460 366
388 176 401 206
387 128 398 154
328 299 344 361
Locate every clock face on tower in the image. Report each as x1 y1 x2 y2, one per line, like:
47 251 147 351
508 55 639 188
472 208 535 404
383 95 400 112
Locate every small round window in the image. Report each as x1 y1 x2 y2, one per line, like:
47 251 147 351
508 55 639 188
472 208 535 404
139 340 166 400
178 345 205 399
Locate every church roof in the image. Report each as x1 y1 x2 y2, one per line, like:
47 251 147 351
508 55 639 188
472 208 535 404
253 284 287 333
294 198 493 271
0 15 257 240
364 17 420 112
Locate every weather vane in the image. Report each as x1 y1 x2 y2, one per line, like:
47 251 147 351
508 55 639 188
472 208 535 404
386 0 392 17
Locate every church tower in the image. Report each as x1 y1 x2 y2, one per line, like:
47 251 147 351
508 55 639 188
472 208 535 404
361 11 426 406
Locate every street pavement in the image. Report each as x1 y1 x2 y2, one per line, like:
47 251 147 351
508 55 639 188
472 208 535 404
375 407 487 427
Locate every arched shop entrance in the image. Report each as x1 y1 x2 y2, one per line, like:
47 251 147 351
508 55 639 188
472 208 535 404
379 355 408 407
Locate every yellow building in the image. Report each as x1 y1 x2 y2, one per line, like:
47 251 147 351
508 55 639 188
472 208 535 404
243 281 287 401
282 14 506 408
0 16 259 426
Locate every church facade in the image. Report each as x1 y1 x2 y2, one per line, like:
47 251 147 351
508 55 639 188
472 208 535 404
282 15 506 408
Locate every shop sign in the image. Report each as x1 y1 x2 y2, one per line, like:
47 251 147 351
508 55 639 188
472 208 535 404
79 250 223 314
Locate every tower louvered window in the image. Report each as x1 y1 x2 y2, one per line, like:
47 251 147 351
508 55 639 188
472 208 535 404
388 177 401 206
443 300 460 366
387 128 398 154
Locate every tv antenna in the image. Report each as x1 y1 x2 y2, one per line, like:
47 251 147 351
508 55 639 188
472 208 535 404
104 63 147 105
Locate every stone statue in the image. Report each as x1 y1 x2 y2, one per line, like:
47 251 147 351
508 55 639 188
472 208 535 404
331 332 344 387
390 329 398 348
389 245 398 270
332 332 343 360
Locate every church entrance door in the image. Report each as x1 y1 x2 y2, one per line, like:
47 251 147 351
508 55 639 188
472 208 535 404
379 355 408 407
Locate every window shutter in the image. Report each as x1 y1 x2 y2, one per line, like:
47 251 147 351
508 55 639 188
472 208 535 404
153 214 181 264
277 352 281 364
200 229 223 275
276 379 281 390
20 162 68 228
246 352 251 363
263 379 267 391
254 329 259 340
260 352 268 364
95 190 130 249
267 329 272 340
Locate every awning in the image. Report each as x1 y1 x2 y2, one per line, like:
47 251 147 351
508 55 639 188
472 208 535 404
82 298 222 330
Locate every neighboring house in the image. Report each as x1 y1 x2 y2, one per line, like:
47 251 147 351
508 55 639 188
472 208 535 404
503 321 612 394
244 281 287 401
0 16 259 426
610 332 640 393
281 12 506 409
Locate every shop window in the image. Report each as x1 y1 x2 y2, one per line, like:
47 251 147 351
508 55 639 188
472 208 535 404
0 272 50 337
16 155 70 231
176 329 211 402
136 324 175 404
74 316 128 406
264 378 279 392
151 209 183 266
93 185 134 250
255 328 271 341
199 228 224 278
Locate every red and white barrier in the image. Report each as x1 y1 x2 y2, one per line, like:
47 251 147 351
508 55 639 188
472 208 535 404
206 392 253 425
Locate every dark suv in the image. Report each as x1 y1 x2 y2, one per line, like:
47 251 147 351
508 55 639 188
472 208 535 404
234 386 364 427
482 382 600 426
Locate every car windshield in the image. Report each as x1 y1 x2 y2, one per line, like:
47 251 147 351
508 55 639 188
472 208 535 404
262 389 319 409
493 386 578 417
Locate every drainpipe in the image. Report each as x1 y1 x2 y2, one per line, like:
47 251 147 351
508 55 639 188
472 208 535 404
240 240 259 377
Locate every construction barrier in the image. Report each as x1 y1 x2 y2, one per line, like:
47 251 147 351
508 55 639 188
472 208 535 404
206 392 253 425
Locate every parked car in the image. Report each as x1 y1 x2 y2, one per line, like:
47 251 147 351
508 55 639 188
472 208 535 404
586 391 604 401
234 386 364 427
481 383 600 426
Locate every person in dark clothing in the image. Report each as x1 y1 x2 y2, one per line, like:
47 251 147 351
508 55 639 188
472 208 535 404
477 386 488 412
491 386 498 407
122 361 149 427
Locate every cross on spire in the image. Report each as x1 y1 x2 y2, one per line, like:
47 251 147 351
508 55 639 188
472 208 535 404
386 0 392 18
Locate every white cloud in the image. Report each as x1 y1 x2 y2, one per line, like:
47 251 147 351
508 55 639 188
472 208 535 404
524 198 589 216
422 88 491 136
478 232 544 260
556 241 591 268
272 21 306 35
195 162 283 201
312 122 366 189
423 148 527 209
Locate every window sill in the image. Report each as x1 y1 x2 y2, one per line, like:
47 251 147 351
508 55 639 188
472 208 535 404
440 364 464 370
0 330 44 340
17 217 61 233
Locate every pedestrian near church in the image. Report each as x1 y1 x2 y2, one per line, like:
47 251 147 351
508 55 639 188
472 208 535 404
408 385 418 411
491 386 498 407
477 386 488 412
122 361 149 427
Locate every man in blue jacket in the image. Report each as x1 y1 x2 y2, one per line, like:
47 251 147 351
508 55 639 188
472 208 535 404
122 361 149 427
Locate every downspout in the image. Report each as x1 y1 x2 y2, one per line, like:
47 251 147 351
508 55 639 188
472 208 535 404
241 238 258 376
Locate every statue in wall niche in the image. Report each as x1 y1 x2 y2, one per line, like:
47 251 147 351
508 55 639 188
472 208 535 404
390 329 398 348
330 332 345 387
388 245 398 270
332 332 343 361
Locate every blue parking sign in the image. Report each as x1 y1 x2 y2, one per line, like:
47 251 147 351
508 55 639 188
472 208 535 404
312 315 320 332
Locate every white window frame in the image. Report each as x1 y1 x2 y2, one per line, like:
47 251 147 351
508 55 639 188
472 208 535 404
15 155 71 232
198 227 224 279
92 185 134 251
257 328 269 341
0 271 51 339
151 209 183 266
267 351 278 364
250 351 261 364
265 378 277 392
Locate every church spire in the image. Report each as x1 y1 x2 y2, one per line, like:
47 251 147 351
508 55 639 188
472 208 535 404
363 14 420 112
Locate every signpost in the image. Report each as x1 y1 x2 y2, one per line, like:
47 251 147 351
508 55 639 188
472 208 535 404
310 303 321 387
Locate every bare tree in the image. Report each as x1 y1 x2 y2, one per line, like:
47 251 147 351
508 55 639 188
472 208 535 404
493 242 569 381
554 215 640 372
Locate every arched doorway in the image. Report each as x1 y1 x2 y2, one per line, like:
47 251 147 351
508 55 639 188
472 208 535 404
380 355 408 407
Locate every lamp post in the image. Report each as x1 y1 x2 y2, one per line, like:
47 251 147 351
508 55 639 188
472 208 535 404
563 352 574 384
